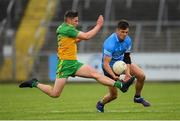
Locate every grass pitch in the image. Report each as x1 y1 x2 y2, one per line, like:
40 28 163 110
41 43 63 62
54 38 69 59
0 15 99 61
0 82 180 120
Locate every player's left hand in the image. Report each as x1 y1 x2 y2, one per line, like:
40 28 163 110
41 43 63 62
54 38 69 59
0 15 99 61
96 15 104 27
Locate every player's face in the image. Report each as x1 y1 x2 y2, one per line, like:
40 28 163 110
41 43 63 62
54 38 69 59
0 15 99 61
116 28 129 40
70 17 79 27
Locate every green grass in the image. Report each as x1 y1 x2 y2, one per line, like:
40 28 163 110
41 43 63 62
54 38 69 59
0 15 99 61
0 82 180 120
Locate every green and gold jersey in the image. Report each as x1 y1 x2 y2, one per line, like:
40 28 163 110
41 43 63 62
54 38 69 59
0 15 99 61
56 23 79 60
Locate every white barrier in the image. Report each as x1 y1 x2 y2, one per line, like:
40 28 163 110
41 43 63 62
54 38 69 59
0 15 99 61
131 53 180 81
68 53 180 81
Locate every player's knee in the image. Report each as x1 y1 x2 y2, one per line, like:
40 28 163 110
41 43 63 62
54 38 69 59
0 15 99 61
142 74 146 80
91 71 101 79
137 73 146 82
111 95 118 100
50 92 60 98
140 73 146 81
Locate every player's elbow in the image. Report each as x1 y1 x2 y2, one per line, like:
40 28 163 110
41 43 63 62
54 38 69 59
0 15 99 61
78 32 91 40
80 34 90 40
103 62 109 70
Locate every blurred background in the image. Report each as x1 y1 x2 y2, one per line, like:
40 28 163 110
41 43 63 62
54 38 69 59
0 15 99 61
0 0 180 82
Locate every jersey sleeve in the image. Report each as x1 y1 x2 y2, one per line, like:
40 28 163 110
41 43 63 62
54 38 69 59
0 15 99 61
67 26 79 38
103 39 114 57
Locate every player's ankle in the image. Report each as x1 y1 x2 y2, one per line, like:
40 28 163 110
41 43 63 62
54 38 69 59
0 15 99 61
113 81 122 88
32 81 38 87
134 94 141 98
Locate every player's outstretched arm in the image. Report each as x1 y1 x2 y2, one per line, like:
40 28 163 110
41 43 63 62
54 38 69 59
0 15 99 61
77 15 104 40
103 55 119 80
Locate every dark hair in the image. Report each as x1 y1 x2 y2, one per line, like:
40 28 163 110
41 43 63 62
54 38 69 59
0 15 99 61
64 10 78 20
117 20 129 30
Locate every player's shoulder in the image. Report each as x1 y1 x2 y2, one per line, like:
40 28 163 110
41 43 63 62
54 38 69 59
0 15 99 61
104 33 116 48
105 33 116 43
56 23 65 33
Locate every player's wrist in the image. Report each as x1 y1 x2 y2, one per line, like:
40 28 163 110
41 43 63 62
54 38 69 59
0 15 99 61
96 23 103 28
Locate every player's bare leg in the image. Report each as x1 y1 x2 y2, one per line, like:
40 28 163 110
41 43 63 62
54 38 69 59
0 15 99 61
96 86 118 112
130 63 150 107
75 64 135 112
101 87 118 104
75 64 135 89
75 65 115 86
130 64 145 95
37 78 67 98
19 78 67 98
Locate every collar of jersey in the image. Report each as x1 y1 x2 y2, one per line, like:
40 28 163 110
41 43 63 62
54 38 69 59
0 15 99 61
115 33 127 43
63 22 74 27
115 33 122 42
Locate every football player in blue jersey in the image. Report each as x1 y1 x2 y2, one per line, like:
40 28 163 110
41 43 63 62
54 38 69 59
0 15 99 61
96 20 150 113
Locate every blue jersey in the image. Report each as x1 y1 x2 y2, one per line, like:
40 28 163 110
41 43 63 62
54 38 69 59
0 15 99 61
102 33 132 67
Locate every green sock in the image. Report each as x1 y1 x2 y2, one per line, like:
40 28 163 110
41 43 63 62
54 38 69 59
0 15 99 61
114 81 122 88
32 81 38 88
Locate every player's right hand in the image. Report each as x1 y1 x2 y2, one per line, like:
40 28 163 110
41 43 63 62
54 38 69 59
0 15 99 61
96 15 104 27
113 75 119 81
